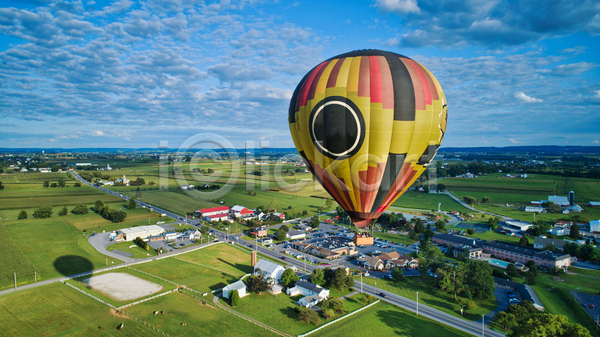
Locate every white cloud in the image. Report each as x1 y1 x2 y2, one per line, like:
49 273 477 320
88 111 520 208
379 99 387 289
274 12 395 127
375 0 420 14
91 131 104 136
515 91 543 103
509 138 523 144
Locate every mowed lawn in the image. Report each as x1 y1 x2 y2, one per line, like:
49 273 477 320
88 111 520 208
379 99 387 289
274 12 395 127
311 299 469 337
0 218 123 290
131 258 239 293
123 292 276 337
221 292 367 336
0 283 154 337
177 243 254 276
391 190 470 212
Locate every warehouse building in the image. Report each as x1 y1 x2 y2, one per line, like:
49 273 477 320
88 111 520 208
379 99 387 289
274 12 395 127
116 225 165 241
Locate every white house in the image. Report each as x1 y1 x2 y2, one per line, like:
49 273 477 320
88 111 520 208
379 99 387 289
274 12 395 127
549 226 569 236
288 281 330 307
182 229 201 240
222 280 247 299
253 259 285 283
590 220 600 233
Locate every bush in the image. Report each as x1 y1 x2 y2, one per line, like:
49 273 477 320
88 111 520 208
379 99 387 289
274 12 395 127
58 206 68 216
297 307 320 326
467 228 475 235
71 204 89 214
111 210 128 223
128 198 137 209
33 206 53 218
74 182 81 187
18 210 27 219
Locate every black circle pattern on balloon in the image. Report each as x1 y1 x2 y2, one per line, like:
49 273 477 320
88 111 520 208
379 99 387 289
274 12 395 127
308 96 366 160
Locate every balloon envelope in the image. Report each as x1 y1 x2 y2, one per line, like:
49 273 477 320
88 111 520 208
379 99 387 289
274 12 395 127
288 50 447 228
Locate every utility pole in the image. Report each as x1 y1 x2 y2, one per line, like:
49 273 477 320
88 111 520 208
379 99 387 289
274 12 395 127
481 314 485 337
35 271 37 283
416 291 419 316
14 272 16 291
361 272 363 294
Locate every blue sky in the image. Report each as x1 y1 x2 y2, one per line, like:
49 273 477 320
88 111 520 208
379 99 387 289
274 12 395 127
0 0 599 149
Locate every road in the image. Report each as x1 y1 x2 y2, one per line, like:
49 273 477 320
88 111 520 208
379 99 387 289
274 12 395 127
65 172 503 336
444 191 513 221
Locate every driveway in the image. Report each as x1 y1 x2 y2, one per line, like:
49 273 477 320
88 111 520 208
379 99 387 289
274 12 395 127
485 288 511 322
88 233 133 263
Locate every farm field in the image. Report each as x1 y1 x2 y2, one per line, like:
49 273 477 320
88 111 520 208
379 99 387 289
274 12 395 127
0 217 123 290
354 275 497 321
131 258 239 293
0 172 122 211
123 292 277 337
311 299 469 337
391 190 470 212
0 283 154 337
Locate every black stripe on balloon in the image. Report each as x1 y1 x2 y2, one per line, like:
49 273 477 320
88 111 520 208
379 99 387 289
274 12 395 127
417 145 440 166
371 153 406 211
382 53 415 121
328 49 409 60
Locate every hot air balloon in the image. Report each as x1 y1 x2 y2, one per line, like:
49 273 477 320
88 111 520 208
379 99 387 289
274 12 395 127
288 49 447 229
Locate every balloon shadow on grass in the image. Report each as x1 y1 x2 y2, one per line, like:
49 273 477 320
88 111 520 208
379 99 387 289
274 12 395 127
54 255 94 278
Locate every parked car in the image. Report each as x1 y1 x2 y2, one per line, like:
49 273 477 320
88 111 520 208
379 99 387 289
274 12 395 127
584 303 597 308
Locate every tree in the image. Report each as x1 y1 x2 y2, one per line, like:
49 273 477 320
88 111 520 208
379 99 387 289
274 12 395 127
466 228 475 235
435 219 446 231
297 307 320 326
43 181 49 188
280 225 289 233
526 271 536 285
94 200 105 213
525 261 537 276
276 229 287 241
494 311 517 330
50 182 57 188
414 220 425 234
58 206 68 216
506 263 518 278
439 264 466 301
246 276 269 294
327 268 353 291
73 182 81 187
514 313 591 337
18 210 27 219
519 236 529 247
464 260 495 300
325 199 333 208
309 268 325 286
481 197 491 203
309 215 320 228
33 206 53 218
418 245 445 272
391 267 405 282
72 204 89 214
409 228 417 240
58 179 65 187
436 183 446 192
544 244 557 252
230 289 240 307
111 210 127 223
0 181 4 190
281 268 299 287
570 224 580 240
488 216 499 230
507 303 531 319
128 198 137 209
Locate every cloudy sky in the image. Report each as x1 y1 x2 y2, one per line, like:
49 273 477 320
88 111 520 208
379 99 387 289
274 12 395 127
1 0 599 149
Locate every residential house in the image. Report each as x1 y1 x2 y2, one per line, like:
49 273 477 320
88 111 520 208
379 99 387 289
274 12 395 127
250 226 267 237
288 281 330 307
359 256 384 270
549 226 569 236
222 280 247 299
272 212 285 220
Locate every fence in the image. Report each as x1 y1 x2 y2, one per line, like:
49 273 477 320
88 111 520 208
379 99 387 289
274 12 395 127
63 281 116 309
126 267 179 287
116 289 176 310
297 300 381 337
174 257 238 276
119 311 171 337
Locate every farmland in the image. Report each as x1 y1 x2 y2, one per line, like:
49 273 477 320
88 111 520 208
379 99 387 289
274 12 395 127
0 283 154 337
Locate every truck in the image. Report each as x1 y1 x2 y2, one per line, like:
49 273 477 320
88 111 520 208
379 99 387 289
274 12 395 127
160 213 166 217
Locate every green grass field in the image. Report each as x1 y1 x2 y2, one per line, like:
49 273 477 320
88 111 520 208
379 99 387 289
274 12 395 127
106 241 158 259
391 190 470 212
131 258 239 293
311 299 469 337
0 283 155 337
123 292 276 337
354 275 497 321
176 243 254 276
0 218 123 290
372 231 417 246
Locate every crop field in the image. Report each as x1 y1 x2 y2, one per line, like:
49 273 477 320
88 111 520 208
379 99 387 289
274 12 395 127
0 283 153 337
0 224 37 287
311 299 469 337
131 258 239 293
0 218 123 290
123 292 276 337
390 190 470 212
